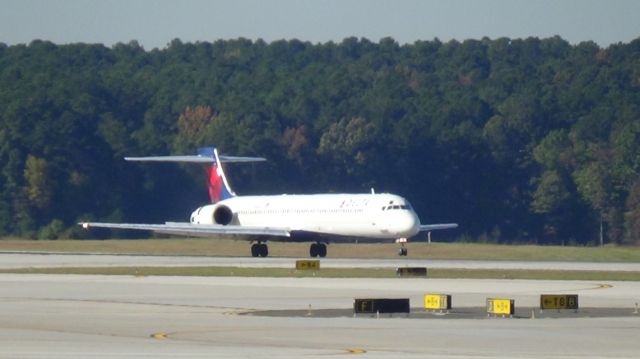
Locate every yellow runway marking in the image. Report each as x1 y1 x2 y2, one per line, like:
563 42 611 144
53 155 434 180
347 348 367 354
571 283 614 291
150 332 168 340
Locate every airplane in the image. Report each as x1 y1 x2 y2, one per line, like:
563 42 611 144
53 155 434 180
80 147 458 257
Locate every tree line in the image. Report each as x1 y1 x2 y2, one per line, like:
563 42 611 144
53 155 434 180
0 36 639 244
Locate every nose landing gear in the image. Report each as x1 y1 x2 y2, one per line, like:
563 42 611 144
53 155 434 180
396 237 408 256
398 245 408 256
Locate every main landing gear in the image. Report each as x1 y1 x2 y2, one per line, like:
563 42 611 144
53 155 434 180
396 238 408 256
251 242 269 257
309 242 327 257
250 242 327 258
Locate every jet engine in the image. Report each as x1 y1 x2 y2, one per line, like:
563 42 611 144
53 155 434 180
212 205 234 225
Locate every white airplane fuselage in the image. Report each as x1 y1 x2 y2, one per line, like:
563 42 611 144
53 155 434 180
190 193 421 241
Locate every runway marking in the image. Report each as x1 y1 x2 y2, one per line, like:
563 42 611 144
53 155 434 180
347 348 367 354
223 309 255 315
150 332 168 340
567 283 614 291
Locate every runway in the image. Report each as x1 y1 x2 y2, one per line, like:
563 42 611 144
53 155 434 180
2 252 640 271
0 254 639 358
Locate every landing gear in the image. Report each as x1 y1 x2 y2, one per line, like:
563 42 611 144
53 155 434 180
398 245 408 256
309 242 327 257
251 243 269 257
396 238 408 256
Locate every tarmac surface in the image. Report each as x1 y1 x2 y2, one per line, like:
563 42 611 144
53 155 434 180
2 251 640 271
0 253 639 358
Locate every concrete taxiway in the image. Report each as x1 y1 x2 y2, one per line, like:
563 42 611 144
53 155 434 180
2 252 640 271
0 264 639 358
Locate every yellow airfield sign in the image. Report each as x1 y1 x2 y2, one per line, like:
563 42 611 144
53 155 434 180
295 260 320 270
424 294 452 310
486 298 514 315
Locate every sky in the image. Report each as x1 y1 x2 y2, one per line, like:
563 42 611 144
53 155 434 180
1 0 639 49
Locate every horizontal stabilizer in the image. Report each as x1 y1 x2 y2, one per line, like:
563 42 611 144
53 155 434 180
125 146 265 164
124 155 266 164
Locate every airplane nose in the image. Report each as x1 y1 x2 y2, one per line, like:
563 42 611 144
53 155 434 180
394 212 420 236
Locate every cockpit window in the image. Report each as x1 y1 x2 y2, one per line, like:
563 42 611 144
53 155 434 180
382 204 410 211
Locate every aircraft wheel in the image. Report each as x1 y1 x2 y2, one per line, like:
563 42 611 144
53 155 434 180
260 244 269 257
398 247 408 256
252 243 269 257
318 243 327 257
309 243 318 257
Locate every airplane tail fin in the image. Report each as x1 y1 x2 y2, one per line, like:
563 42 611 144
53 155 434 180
125 147 266 204
200 147 235 203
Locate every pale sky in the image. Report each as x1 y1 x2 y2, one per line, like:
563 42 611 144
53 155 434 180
1 0 639 49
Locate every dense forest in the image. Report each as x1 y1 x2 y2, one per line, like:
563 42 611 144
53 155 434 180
0 36 639 244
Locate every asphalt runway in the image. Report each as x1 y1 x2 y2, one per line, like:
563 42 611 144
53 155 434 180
2 252 640 271
0 266 639 357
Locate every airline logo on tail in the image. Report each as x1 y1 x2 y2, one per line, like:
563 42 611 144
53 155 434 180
199 147 235 204
206 161 234 203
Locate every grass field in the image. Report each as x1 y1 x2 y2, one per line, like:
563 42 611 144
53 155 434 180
1 238 639 262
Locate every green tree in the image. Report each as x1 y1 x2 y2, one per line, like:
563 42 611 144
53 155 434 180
1 36 640 243
625 181 640 243
23 155 52 210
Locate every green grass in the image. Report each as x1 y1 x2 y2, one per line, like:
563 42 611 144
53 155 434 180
2 266 639 281
1 238 640 261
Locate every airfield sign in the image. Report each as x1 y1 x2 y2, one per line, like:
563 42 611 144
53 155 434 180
540 295 579 310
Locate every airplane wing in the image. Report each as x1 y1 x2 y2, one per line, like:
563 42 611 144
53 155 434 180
419 223 458 231
80 222 290 238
